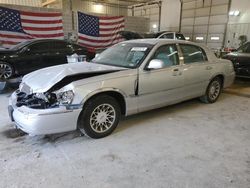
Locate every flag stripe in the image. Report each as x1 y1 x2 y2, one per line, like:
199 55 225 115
99 27 125 35
100 32 124 37
0 33 32 39
20 11 62 17
79 32 122 40
99 17 124 23
99 25 125 32
0 37 30 43
0 30 31 46
22 30 64 35
1 40 20 45
99 16 124 20
22 26 63 31
21 19 62 24
20 15 62 21
99 24 125 29
99 20 124 26
21 22 63 28
25 33 64 38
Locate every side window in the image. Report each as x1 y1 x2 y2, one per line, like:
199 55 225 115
179 44 207 64
152 44 179 67
161 33 174 39
176 34 185 40
245 43 250 53
29 42 51 52
237 43 249 53
54 41 68 50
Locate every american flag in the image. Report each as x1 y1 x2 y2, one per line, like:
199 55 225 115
77 11 125 49
0 6 64 48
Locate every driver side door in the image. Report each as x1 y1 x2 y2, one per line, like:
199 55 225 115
137 44 185 112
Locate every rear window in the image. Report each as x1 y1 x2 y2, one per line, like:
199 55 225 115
176 34 185 40
180 44 208 64
237 42 250 53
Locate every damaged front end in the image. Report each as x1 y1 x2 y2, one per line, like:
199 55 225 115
9 85 82 135
15 89 75 109
16 91 58 109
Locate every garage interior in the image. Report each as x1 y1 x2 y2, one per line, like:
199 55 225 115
0 0 250 187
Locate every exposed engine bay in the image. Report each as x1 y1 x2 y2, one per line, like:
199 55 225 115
16 91 58 109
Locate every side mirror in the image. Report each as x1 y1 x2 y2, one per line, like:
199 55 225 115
146 59 164 70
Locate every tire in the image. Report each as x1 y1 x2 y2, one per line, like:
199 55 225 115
200 77 222 104
0 62 14 80
78 95 121 139
0 81 7 93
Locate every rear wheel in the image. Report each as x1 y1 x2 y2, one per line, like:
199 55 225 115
200 77 222 103
78 95 121 139
0 62 13 80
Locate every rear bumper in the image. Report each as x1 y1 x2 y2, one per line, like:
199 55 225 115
235 67 250 78
9 92 82 135
224 72 235 88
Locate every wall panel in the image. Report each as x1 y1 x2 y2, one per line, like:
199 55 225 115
0 0 41 7
180 0 229 49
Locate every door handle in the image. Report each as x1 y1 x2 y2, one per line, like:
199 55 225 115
206 66 212 70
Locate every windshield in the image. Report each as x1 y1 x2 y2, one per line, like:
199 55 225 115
91 43 153 68
10 40 31 50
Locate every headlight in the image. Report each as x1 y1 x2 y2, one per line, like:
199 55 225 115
57 90 74 105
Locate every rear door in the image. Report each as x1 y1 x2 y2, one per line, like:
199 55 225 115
51 41 74 65
178 44 212 97
26 41 53 70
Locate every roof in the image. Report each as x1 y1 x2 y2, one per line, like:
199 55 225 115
122 38 198 46
28 38 65 43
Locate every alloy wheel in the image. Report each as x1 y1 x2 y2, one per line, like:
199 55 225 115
0 63 13 79
208 80 221 101
90 103 116 133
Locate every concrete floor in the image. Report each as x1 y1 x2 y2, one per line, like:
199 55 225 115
0 80 250 188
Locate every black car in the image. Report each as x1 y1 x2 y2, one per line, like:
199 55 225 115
223 42 250 78
0 39 95 80
119 31 186 40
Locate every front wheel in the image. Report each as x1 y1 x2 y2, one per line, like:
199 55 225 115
200 77 222 103
0 62 14 80
78 95 121 139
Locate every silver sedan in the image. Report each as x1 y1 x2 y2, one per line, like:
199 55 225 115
8 39 235 138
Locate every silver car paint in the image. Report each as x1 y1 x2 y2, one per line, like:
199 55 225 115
9 39 235 135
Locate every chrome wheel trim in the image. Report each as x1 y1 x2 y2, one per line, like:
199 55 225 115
0 63 12 79
90 103 116 133
208 80 221 100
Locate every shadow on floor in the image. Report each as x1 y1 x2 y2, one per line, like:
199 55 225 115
224 78 250 98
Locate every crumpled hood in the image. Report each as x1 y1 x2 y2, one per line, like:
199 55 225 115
22 62 126 93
